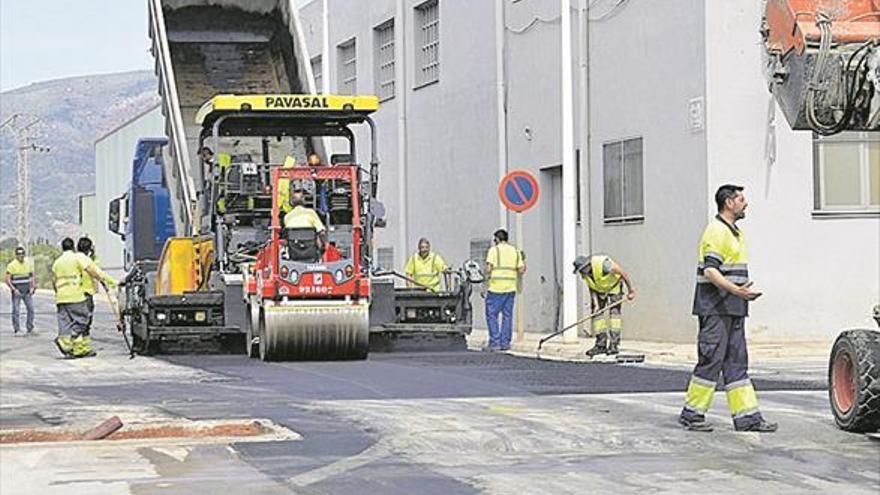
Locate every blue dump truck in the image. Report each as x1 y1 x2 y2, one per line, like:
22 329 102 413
108 138 175 271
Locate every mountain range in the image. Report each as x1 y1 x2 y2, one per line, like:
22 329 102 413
0 70 159 242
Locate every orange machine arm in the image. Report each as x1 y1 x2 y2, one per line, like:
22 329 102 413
763 0 880 133
765 0 880 57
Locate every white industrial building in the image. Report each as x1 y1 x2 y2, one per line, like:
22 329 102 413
297 0 879 343
93 104 164 270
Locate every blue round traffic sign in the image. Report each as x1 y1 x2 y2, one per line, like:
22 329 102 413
499 170 540 213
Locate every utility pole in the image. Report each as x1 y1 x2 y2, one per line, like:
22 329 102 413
1 114 50 249
560 0 578 342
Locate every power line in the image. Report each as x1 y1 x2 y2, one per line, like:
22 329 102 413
1 114 51 248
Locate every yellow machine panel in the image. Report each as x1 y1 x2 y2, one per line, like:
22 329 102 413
156 237 214 295
196 94 380 124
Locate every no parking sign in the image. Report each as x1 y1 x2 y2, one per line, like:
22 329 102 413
498 170 540 213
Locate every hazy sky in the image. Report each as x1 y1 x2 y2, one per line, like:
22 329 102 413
0 0 315 92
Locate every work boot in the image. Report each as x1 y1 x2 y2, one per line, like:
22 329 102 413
585 345 607 358
71 336 95 358
678 417 714 432
54 336 74 357
735 420 778 433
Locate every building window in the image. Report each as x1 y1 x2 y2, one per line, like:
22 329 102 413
813 132 879 214
374 19 395 101
470 238 492 264
415 0 439 88
603 137 644 223
377 247 394 270
337 39 357 95
311 55 322 93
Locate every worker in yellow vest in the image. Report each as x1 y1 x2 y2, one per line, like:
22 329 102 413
5 246 35 335
52 238 103 358
76 237 117 336
199 146 232 213
573 254 635 358
679 184 777 433
284 187 328 254
484 229 525 351
405 238 448 292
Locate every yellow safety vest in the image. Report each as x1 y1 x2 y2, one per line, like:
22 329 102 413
693 215 750 316
52 251 86 304
486 242 523 294
405 252 448 292
76 253 116 296
277 156 297 214
582 255 622 295
216 153 232 213
5 258 33 287
284 206 325 231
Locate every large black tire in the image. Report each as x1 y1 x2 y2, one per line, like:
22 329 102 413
829 329 880 432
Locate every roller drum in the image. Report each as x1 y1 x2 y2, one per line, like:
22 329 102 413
259 303 369 361
246 300 260 358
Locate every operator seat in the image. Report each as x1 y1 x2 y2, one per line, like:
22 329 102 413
285 228 320 263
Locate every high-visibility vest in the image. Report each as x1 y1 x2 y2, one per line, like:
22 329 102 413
216 153 233 213
5 258 33 288
486 242 523 294
277 157 297 214
405 252 447 292
52 251 86 304
582 255 622 295
76 253 116 296
693 215 750 316
284 206 325 232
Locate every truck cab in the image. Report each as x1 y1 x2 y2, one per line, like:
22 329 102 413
108 138 176 271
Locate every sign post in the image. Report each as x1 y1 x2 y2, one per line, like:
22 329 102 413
498 170 540 344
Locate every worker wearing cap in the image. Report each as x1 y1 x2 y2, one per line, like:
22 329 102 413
76 237 117 336
572 254 635 358
678 184 777 433
484 229 525 351
405 238 448 292
52 237 103 358
5 246 35 335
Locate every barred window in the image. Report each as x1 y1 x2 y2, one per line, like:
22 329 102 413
415 0 439 87
374 19 396 101
310 55 322 93
813 132 880 214
470 239 492 264
603 137 644 223
337 39 357 95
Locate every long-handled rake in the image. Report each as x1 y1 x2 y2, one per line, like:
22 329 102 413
537 298 627 350
536 297 644 363
101 284 134 359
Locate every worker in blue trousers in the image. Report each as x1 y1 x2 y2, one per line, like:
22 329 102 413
483 229 525 351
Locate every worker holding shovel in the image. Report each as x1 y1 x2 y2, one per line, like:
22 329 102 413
572 255 635 358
